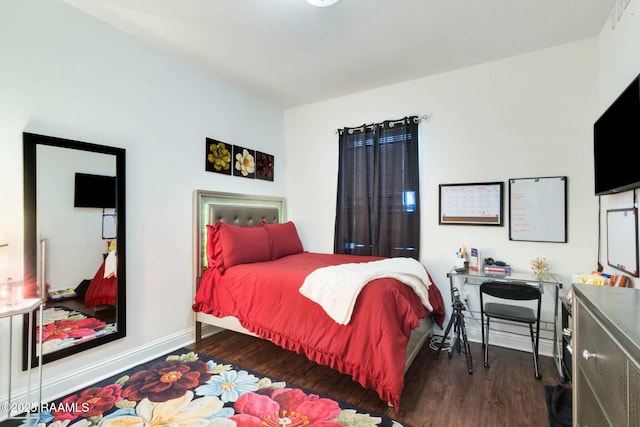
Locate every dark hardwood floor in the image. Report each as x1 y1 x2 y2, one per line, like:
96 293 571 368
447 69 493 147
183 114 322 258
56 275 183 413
189 330 567 427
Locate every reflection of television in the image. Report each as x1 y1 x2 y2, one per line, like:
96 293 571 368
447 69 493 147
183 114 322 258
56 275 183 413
74 173 116 208
594 74 640 195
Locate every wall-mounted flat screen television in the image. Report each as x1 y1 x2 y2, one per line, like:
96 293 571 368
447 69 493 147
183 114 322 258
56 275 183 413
74 172 116 208
594 73 640 195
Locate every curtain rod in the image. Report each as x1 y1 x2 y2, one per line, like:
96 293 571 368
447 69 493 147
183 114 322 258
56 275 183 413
334 114 428 135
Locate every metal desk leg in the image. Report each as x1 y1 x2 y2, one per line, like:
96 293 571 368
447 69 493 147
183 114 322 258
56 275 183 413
553 285 565 382
447 272 455 304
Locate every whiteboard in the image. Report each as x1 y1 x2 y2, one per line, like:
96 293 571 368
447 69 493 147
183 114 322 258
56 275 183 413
509 176 567 242
102 211 117 239
607 208 639 277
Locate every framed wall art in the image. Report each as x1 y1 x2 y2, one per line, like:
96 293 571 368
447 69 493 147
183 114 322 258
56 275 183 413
256 151 274 181
205 137 275 182
439 182 504 226
233 145 256 178
205 138 232 175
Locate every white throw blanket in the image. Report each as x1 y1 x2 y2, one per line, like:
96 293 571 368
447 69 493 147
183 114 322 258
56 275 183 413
103 250 117 279
299 257 433 325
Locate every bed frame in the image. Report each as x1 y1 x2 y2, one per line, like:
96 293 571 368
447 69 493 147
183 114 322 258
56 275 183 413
192 189 433 373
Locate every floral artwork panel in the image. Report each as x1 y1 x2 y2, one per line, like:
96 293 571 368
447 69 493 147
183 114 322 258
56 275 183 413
233 145 256 178
256 151 275 182
205 138 232 175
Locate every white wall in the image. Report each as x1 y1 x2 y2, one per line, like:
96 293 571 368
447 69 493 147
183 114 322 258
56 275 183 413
597 0 640 286
284 39 600 350
0 0 284 404
285 38 600 295
285 0 640 349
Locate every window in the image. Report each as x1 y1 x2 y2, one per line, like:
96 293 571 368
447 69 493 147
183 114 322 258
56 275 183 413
334 116 420 258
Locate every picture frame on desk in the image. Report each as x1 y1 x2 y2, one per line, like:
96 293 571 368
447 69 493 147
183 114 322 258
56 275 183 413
469 247 481 271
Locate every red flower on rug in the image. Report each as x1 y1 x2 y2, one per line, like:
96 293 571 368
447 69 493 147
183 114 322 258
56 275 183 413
233 388 343 426
121 359 212 402
39 317 107 342
51 384 123 421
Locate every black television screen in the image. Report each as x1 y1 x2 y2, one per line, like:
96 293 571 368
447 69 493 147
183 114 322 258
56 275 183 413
74 173 116 208
594 74 640 195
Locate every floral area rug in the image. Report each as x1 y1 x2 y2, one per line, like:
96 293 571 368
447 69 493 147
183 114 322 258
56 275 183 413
26 349 409 427
37 306 116 355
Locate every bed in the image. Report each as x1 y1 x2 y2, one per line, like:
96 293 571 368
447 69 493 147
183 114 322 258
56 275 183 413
191 190 445 410
84 245 117 308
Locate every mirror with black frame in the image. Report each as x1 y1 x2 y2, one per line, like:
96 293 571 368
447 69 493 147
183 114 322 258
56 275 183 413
22 132 126 369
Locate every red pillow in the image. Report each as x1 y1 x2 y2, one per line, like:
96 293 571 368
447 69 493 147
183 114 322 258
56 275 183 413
206 224 217 268
208 222 271 273
260 221 304 260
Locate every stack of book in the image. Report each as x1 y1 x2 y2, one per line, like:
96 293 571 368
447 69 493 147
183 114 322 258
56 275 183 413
48 287 77 301
483 264 512 275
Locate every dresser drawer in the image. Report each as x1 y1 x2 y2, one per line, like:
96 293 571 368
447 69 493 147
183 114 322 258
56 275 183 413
575 367 610 427
576 300 627 426
630 361 640 426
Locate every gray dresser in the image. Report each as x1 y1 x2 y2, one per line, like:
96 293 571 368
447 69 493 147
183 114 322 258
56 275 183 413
572 284 640 426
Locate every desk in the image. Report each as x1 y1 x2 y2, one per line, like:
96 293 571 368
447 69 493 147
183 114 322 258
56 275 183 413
447 268 564 381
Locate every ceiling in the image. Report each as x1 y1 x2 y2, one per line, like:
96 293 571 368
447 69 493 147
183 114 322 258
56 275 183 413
62 0 615 108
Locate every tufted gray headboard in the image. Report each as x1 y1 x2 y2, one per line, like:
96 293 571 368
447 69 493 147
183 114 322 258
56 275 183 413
208 205 279 227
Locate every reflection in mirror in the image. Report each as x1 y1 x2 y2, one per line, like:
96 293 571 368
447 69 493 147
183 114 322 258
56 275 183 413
23 132 126 369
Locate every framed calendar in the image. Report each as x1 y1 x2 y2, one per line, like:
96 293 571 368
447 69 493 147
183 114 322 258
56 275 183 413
439 182 504 226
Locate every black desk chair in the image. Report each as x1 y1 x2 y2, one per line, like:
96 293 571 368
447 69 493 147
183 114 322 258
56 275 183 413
480 280 542 379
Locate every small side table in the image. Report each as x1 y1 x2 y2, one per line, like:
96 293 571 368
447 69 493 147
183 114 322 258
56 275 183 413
1 298 44 424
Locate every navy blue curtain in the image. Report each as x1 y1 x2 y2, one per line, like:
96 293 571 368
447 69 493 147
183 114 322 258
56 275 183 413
334 116 420 259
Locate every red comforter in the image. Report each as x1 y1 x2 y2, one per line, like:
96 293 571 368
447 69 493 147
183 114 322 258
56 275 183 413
85 260 117 308
193 252 445 409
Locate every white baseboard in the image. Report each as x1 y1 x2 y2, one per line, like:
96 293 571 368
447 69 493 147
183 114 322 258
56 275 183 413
462 324 555 357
